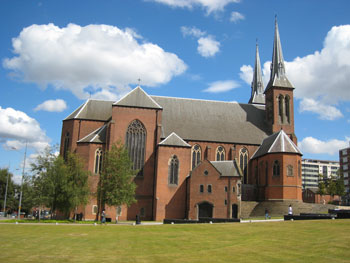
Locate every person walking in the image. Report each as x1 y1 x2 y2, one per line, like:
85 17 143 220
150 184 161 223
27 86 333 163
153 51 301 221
101 210 106 225
288 205 293 215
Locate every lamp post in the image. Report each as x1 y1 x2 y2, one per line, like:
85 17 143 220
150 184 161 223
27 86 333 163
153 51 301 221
18 142 27 220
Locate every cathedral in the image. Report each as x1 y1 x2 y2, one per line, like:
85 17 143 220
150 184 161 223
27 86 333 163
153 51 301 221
60 19 303 221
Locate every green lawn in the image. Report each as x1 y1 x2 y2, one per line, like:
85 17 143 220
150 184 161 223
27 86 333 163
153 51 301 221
0 220 349 263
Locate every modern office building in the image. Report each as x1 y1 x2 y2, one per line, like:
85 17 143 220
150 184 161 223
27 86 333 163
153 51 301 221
339 144 350 205
301 159 339 190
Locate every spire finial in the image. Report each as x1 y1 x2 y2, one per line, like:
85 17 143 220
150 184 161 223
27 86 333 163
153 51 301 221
137 78 141 86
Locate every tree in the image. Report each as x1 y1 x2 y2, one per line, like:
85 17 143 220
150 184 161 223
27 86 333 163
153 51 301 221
317 174 327 196
65 152 90 221
327 178 337 197
335 171 345 197
31 146 90 219
0 168 15 213
98 142 136 221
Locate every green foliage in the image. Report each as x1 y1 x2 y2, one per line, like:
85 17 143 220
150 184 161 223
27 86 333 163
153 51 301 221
31 147 90 219
99 142 136 212
317 174 327 195
0 168 15 212
327 178 337 196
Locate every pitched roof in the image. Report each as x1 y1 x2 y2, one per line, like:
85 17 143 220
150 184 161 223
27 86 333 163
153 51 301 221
64 99 113 121
114 86 162 109
65 87 270 145
159 132 191 147
210 160 242 177
77 125 107 144
151 96 269 145
251 129 302 159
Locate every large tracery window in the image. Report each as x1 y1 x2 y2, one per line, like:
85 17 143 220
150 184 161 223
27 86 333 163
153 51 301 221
239 148 249 184
273 160 280 177
94 149 103 174
192 145 201 169
216 146 225 161
168 155 179 185
125 120 146 176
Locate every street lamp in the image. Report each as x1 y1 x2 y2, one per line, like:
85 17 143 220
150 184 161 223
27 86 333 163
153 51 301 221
17 142 27 220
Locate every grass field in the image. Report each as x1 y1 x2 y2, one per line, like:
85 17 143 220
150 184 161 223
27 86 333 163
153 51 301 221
0 220 349 263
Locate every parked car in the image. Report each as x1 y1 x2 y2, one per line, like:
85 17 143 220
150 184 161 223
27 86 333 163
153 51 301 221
0 212 6 217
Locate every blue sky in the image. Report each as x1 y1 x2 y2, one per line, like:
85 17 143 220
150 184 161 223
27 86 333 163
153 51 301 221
1 0 350 181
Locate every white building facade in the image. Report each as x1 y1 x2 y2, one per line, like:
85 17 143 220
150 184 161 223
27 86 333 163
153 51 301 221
302 159 339 190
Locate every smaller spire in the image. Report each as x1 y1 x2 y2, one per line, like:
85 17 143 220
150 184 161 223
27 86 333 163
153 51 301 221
249 41 265 104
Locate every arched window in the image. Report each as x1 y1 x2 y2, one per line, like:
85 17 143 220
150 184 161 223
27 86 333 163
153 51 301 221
287 165 293 177
125 120 146 176
285 95 290 123
278 95 284 123
168 155 179 185
192 144 201 169
94 149 103 174
298 161 301 178
216 146 225 161
63 132 70 161
239 148 249 184
273 160 280 177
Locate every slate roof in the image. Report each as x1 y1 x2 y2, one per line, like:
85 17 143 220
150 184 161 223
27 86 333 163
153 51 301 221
77 125 107 144
64 99 113 121
210 160 242 177
251 129 302 159
65 87 270 145
159 132 191 147
114 86 162 109
152 96 269 145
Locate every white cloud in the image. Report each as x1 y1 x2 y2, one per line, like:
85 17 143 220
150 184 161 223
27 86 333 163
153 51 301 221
240 25 350 120
230 11 245 23
197 36 220 57
181 26 220 58
181 26 206 38
0 107 50 152
148 0 241 14
34 99 67 112
298 136 350 155
239 64 253 85
299 98 343 120
203 80 240 93
3 23 187 100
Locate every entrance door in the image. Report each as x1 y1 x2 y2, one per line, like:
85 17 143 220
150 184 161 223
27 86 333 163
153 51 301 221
198 202 213 218
232 204 238 219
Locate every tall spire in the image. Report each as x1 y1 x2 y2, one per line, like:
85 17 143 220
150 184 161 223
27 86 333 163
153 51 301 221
266 16 293 89
249 41 265 104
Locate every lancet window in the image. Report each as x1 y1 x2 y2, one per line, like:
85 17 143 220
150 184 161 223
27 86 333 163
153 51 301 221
239 148 249 184
168 155 179 185
192 145 201 169
94 148 103 174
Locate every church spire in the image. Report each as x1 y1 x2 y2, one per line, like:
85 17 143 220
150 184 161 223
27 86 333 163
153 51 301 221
266 16 293 90
249 41 265 104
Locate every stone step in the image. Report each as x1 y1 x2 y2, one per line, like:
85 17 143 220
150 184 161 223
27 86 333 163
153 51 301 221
241 201 336 218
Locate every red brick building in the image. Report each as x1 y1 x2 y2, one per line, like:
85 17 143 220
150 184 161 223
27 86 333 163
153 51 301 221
60 19 303 221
